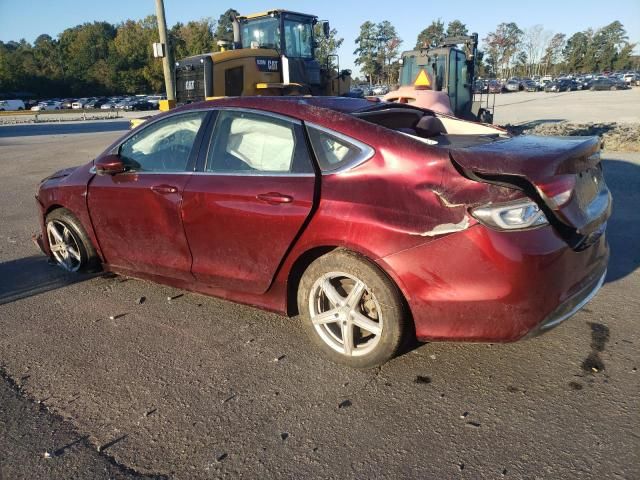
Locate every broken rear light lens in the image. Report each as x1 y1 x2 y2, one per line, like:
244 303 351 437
472 199 548 231
537 175 577 208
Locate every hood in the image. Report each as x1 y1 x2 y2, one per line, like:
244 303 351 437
41 165 80 182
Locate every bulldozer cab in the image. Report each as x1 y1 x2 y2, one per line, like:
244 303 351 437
237 11 322 92
396 34 494 123
173 10 350 106
238 11 315 58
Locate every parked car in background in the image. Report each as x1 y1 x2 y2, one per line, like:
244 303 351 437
623 73 639 86
488 80 503 93
0 99 26 111
372 85 389 95
473 80 488 94
100 99 119 110
590 78 627 91
575 77 590 90
524 80 539 92
23 99 39 110
85 98 109 109
146 95 167 107
347 87 365 98
31 101 62 111
60 99 76 109
33 96 610 368
545 79 575 92
504 80 521 92
122 99 155 111
72 98 92 109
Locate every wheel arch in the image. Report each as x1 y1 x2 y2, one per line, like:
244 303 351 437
285 245 414 330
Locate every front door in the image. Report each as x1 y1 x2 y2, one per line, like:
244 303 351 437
88 111 209 280
182 109 316 294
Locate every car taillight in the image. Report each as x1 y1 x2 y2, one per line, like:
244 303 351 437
536 175 577 209
471 199 548 231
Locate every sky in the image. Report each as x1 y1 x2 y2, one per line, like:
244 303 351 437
1 0 639 76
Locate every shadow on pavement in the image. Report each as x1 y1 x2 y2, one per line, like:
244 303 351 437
602 158 640 283
0 121 131 138
0 255 96 305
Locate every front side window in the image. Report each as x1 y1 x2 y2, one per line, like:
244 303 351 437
283 15 313 58
206 110 312 174
119 112 207 172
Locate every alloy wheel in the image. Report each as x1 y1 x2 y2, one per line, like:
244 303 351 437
308 272 383 357
46 220 82 272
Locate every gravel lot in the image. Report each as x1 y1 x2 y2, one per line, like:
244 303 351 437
0 117 639 479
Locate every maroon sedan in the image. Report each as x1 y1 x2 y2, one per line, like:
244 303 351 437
34 97 610 368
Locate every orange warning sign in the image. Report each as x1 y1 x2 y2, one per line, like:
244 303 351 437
414 69 432 88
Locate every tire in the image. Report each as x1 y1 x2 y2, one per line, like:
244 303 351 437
610 86 616 91
297 249 406 368
45 208 101 273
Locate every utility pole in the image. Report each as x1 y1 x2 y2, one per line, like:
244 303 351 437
155 0 175 104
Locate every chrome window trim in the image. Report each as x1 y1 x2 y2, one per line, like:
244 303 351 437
210 107 302 125
304 122 375 175
191 171 314 178
89 168 313 178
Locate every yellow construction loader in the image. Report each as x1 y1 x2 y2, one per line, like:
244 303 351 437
172 10 352 106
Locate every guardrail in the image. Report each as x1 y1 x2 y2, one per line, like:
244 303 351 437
0 109 125 124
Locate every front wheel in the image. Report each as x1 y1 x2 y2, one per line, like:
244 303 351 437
45 208 101 273
297 250 407 368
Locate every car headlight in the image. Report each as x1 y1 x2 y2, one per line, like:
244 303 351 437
471 199 548 231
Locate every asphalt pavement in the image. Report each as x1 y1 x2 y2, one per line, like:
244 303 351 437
0 120 638 479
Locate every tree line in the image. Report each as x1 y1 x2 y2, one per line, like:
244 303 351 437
353 18 637 85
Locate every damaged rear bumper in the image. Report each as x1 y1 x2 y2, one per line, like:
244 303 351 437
524 268 606 338
379 223 609 342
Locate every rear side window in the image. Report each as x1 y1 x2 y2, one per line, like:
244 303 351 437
206 110 313 174
306 126 373 173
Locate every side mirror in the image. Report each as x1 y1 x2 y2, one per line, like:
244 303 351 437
95 154 125 175
323 21 330 39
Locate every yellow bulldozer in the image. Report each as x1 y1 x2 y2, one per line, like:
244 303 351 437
173 10 352 104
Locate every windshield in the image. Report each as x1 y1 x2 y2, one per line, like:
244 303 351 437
241 17 280 50
282 14 313 58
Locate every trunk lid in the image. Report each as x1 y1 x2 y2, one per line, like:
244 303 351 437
450 135 612 249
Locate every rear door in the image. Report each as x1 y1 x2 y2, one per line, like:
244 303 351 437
181 109 316 294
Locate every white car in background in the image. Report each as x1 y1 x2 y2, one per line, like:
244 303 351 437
623 73 639 85
31 101 62 111
72 98 91 109
0 99 26 111
146 94 166 107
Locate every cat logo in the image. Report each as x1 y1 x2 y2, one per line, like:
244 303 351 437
185 80 195 91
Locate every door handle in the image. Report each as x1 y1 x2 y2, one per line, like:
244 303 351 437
151 184 178 194
256 192 293 204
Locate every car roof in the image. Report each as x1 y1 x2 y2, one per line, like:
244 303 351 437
175 96 379 124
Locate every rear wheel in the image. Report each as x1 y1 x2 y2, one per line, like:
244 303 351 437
45 209 100 273
297 250 406 368
610 86 617 91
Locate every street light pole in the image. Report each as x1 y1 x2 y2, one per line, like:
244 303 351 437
155 0 175 103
